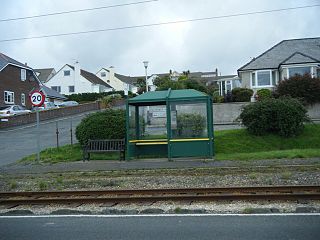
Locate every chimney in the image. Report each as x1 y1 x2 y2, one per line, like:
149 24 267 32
74 61 81 83
108 66 115 80
215 68 218 77
25 63 28 66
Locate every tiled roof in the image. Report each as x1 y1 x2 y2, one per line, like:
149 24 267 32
67 64 112 88
34 68 55 83
40 85 67 100
81 69 112 88
0 52 30 71
238 37 320 71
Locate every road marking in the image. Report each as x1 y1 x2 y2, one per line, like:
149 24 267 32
1 213 320 218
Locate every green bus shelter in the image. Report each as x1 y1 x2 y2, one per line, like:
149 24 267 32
126 89 214 161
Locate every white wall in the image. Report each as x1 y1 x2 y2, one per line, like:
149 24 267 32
96 67 124 91
46 65 96 95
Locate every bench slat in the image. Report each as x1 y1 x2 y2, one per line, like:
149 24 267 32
83 139 125 161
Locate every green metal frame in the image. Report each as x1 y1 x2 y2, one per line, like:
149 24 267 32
126 89 214 160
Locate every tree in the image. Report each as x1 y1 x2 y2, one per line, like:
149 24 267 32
136 78 146 94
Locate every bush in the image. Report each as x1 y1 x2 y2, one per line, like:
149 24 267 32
232 88 253 102
238 97 310 137
276 74 320 105
102 94 122 107
76 109 126 145
256 89 273 101
212 91 224 103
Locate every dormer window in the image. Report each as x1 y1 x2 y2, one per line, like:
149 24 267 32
101 72 106 77
21 69 26 81
64 70 71 76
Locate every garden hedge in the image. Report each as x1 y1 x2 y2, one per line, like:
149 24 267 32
76 109 126 145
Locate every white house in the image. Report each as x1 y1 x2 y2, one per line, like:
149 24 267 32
96 66 125 91
96 66 139 94
46 63 113 95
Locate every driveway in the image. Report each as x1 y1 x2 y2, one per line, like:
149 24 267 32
0 111 98 167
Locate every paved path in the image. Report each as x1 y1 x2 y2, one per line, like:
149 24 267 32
0 111 97 166
1 157 319 175
0 214 319 240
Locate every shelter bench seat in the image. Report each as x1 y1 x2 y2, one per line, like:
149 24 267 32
82 139 125 161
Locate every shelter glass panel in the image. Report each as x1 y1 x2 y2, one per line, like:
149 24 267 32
128 105 137 140
170 102 208 139
139 105 167 140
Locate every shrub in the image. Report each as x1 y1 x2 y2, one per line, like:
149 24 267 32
75 109 126 145
232 88 253 102
177 113 206 137
102 94 122 107
238 97 310 137
212 91 224 103
256 89 273 101
276 74 320 105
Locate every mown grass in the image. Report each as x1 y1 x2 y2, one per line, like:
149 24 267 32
20 124 320 164
214 124 320 160
20 144 120 164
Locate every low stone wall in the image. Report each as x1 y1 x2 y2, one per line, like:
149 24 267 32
307 103 320 121
0 101 101 129
213 102 320 124
213 102 247 124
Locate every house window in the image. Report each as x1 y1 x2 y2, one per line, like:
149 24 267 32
101 72 106 77
69 86 75 93
226 81 232 91
21 69 26 81
288 67 311 78
317 68 320 78
251 72 256 87
21 93 26 106
251 70 275 87
64 70 71 76
257 71 271 86
4 91 14 104
51 86 61 93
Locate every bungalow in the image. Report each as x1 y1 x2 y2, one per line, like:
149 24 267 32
238 37 320 95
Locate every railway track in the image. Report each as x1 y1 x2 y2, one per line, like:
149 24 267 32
0 185 319 206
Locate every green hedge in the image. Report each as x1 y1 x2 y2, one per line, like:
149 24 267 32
256 89 273 101
238 97 310 137
232 88 253 102
276 74 320 105
75 109 126 145
67 91 136 103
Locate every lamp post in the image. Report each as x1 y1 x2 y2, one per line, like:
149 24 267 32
143 61 149 92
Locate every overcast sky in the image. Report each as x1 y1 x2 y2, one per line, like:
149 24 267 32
1 0 319 76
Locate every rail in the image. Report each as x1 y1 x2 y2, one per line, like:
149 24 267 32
0 185 319 206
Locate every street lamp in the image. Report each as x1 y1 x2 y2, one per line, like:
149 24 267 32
143 61 149 92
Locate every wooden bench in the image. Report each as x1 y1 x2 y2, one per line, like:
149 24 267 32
82 139 125 161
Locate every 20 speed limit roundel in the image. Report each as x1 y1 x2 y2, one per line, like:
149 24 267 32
30 90 45 107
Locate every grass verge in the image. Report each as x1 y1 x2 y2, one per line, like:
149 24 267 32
20 124 320 164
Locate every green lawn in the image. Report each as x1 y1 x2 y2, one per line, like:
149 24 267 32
20 124 320 164
214 123 320 160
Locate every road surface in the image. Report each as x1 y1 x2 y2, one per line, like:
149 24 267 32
0 214 319 240
0 111 97 166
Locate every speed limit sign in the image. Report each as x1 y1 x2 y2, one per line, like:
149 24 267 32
30 90 45 107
